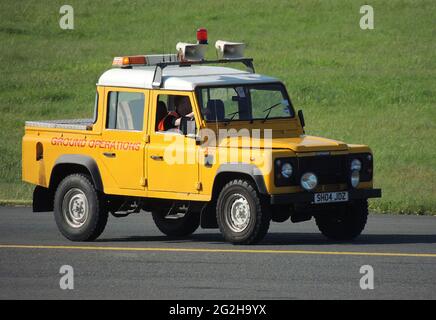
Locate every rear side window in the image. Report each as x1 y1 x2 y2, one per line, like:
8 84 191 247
106 91 145 131
93 91 99 124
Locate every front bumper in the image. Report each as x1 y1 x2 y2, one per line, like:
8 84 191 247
270 188 382 205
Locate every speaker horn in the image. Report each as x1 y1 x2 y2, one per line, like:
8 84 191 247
215 40 245 60
176 43 207 62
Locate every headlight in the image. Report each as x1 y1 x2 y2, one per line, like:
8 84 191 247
301 172 318 191
281 163 293 178
350 170 360 187
351 159 362 171
274 158 298 187
348 153 373 182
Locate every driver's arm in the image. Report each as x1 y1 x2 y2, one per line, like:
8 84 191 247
174 112 195 127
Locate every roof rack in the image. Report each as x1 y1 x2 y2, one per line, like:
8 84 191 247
151 58 255 88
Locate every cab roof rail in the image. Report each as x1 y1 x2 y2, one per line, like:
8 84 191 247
151 58 255 89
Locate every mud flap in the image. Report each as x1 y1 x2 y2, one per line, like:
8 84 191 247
200 202 218 229
33 186 54 212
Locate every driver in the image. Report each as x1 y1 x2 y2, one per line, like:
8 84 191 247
158 96 194 131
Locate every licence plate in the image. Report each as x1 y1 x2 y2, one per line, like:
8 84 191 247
313 191 349 204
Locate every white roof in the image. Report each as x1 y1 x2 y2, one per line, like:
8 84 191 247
97 65 279 91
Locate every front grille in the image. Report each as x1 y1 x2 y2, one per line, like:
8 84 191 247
274 153 373 187
297 155 348 185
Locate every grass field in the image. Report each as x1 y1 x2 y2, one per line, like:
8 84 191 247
0 0 435 214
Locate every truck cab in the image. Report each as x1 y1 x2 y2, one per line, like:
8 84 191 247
22 33 381 244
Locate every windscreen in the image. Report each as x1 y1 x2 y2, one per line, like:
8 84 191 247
196 83 294 123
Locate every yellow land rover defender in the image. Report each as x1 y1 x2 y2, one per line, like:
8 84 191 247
22 33 381 244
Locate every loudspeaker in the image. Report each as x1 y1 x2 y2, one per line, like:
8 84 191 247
176 43 207 61
215 40 245 59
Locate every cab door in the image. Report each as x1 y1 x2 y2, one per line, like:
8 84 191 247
147 91 199 194
100 87 147 190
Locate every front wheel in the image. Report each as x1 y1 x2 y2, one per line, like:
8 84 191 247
315 200 368 241
54 174 108 241
216 179 271 245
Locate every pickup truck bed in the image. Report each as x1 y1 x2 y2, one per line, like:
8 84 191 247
25 119 93 131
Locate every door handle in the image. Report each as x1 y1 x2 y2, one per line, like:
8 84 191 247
103 152 116 158
150 155 164 161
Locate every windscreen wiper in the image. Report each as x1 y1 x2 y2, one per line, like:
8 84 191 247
262 102 282 123
224 111 240 126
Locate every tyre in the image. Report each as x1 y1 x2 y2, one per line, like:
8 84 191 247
216 179 271 245
152 209 200 237
315 200 368 241
54 174 108 241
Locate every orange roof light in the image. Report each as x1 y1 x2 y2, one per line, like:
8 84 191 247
112 55 147 67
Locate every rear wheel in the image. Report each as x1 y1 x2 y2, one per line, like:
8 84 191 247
54 174 108 241
216 179 270 245
315 200 368 241
152 209 200 237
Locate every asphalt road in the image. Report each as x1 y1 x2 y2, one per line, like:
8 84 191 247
0 207 435 300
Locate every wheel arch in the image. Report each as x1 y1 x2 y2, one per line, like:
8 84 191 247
50 155 104 192
33 155 104 212
200 164 268 229
213 164 268 197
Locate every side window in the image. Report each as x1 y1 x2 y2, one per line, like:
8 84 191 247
106 91 145 131
92 91 99 124
155 95 170 132
155 94 195 135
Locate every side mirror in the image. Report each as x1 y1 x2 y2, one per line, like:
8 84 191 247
194 135 203 146
181 117 197 136
298 109 305 128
